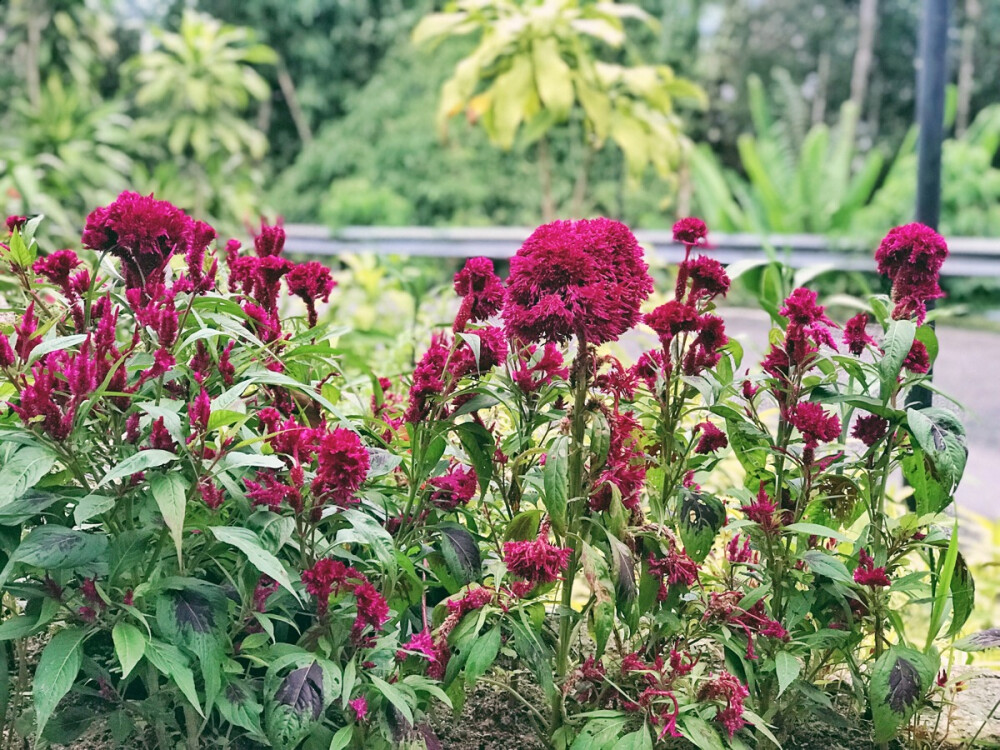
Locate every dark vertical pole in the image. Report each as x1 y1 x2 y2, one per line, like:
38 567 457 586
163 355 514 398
911 0 949 410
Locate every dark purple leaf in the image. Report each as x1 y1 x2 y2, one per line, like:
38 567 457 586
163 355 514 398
172 589 217 634
886 657 921 713
439 524 481 586
273 663 324 720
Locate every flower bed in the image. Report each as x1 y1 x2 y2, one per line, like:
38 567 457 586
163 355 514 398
0 198 984 749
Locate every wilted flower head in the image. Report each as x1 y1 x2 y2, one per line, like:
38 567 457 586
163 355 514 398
503 218 653 345
82 191 196 289
503 525 572 585
697 671 749 739
875 223 948 324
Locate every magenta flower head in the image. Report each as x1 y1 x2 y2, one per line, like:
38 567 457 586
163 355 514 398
875 223 948 325
694 421 728 454
842 312 877 355
82 191 196 289
672 217 708 246
6 215 28 234
503 218 653 345
503 524 572 585
287 261 336 327
453 257 505 331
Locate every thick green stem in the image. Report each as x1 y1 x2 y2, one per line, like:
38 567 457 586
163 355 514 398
552 340 590 732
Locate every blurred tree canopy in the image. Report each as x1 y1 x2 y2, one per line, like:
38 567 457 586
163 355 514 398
2 0 1000 236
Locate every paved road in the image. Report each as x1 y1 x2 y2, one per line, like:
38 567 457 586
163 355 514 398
715 308 998 518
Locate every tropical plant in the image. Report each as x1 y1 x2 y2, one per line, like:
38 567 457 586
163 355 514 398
413 0 705 218
127 10 276 224
688 73 884 236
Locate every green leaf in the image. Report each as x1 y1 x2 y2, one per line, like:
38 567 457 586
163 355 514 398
680 715 725 750
878 319 916 385
775 651 801 697
0 447 56 507
542 436 569 534
334 509 395 567
155 584 227 711
570 716 627 749
948 551 975 639
870 645 937 743
369 673 414 727
0 489 62 526
464 625 501 686
901 448 951 515
616 727 653 750
112 623 146 678
33 627 87 740
906 407 967 494
783 523 851 544
150 473 188 567
439 524 481 587
677 490 726 562
73 494 115 525
99 449 176 486
802 550 853 584
328 725 353 750
927 521 959 648
218 678 265 737
532 37 573 119
210 526 299 601
455 421 494 494
0 526 108 591
954 629 1000 652
145 639 203 717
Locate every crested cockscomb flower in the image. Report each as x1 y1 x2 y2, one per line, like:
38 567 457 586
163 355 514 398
697 671 749 739
6 215 27 233
348 696 368 722
198 477 225 510
311 427 370 511
189 388 212 432
503 218 653 345
683 255 730 301
787 401 841 449
632 348 670 393
453 257 505 331
903 339 931 373
397 629 437 662
740 483 781 535
301 557 352 616
684 314 728 375
512 341 568 393
648 547 699 600
854 548 891 587
590 410 646 511
33 250 81 294
693 421 728 454
82 191 195 289
503 525 572 585
404 333 451 423
644 300 700 346
351 580 390 637
465 325 508 371
875 223 948 324
780 288 837 351
672 217 708 246
428 464 478 510
254 220 286 257
843 312 878 355
852 414 889 447
287 261 336 328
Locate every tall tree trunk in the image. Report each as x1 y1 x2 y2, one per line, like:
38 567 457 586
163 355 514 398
276 60 313 145
849 0 879 114
812 49 831 125
955 0 980 136
538 136 555 222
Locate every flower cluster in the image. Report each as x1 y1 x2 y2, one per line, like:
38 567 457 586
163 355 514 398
875 222 948 324
503 218 653 345
453 256 504 331
590 410 647 512
697 671 750 738
853 548 891 588
300 557 389 642
502 524 572 585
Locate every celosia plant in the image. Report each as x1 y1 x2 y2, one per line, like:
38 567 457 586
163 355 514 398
0 204 973 750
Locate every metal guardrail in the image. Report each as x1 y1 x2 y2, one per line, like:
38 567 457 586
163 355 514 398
283 224 1000 277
